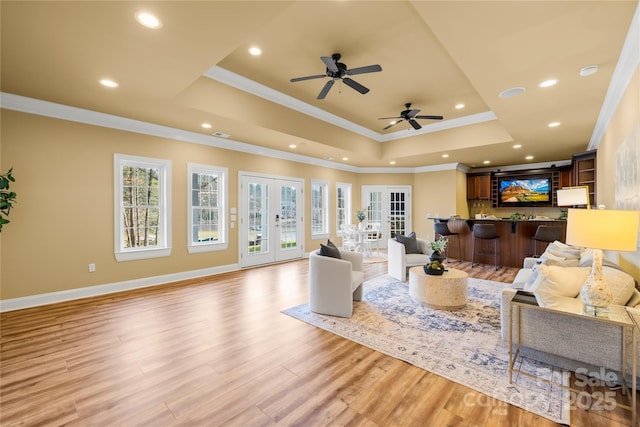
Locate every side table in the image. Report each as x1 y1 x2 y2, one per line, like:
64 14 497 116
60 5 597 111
509 291 637 426
408 266 468 310
625 306 639 427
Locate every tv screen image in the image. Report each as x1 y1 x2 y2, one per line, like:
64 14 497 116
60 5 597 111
499 178 550 204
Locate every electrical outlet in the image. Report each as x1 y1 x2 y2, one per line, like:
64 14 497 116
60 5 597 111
88 263 96 273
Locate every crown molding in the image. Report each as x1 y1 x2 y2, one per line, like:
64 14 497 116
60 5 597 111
0 92 363 172
469 159 572 174
204 66 381 140
378 111 497 142
205 66 497 143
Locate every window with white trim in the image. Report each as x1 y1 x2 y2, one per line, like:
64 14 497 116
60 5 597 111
311 179 329 238
336 182 352 235
188 164 228 253
114 154 171 261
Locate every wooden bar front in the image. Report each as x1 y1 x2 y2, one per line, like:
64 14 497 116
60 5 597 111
435 218 567 268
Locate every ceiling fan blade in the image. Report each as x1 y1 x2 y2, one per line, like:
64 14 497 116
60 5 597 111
321 56 339 73
378 116 402 120
317 79 335 99
343 78 369 94
415 115 444 120
347 64 382 75
409 119 422 130
406 109 421 118
383 119 404 130
290 74 327 82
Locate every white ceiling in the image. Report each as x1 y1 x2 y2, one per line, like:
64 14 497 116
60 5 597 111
1 1 638 170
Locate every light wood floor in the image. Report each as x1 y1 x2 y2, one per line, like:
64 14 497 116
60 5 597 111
1 257 636 426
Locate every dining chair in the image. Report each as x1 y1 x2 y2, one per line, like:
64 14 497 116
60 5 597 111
340 224 359 252
364 223 382 256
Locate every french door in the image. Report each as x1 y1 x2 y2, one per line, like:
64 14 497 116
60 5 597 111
362 186 412 248
240 173 303 268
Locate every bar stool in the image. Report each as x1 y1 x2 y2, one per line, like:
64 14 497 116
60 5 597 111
472 223 502 270
434 221 460 261
530 225 563 257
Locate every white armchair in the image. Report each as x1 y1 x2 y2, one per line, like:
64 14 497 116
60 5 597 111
309 249 364 317
387 237 432 281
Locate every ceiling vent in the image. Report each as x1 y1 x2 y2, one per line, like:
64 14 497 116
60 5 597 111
212 131 230 138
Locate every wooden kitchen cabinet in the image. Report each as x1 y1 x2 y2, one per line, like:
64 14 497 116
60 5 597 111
572 150 597 207
467 174 491 200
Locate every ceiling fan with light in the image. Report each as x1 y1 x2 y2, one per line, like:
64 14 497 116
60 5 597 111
379 103 443 130
290 53 382 100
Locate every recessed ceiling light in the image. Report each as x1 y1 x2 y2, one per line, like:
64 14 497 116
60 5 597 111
483 160 490 164
201 123 212 129
513 144 522 149
498 87 525 98
525 155 534 160
455 103 465 109
538 79 558 88
135 12 162 29
289 144 296 149
580 65 598 77
389 161 396 165
99 79 119 88
390 120 397 125
342 157 349 161
548 122 560 127
249 46 262 56
442 154 449 158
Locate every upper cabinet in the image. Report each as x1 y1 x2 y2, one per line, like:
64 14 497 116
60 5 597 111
558 167 572 189
572 150 597 207
467 174 491 200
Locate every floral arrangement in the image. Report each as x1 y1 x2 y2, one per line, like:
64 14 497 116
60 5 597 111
430 236 448 253
356 208 367 222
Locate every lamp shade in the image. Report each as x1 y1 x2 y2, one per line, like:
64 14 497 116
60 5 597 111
557 187 590 208
566 208 639 251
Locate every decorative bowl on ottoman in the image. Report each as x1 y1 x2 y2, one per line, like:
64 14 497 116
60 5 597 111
424 260 446 275
424 267 444 276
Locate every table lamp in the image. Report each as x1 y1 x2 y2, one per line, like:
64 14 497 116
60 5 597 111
565 208 639 316
556 186 590 209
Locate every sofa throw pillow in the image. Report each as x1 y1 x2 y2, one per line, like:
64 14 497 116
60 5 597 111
530 264 591 308
539 251 580 267
320 242 341 259
523 260 544 291
326 239 339 249
602 266 635 305
395 232 421 254
535 294 586 313
626 289 640 308
545 241 581 260
579 248 595 267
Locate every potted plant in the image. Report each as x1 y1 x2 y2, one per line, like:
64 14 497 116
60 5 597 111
356 208 368 229
429 236 448 263
0 167 16 232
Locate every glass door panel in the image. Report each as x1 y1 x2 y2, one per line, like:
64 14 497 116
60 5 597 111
241 174 302 267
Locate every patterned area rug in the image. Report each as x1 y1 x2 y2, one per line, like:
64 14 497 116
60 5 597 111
282 275 570 424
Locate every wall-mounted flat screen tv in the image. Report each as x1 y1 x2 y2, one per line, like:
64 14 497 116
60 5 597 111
498 175 552 207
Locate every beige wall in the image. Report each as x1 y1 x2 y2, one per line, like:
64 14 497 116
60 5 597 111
2 61 638 302
0 110 441 300
413 169 458 242
597 65 640 281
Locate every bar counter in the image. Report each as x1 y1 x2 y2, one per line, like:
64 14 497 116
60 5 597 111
432 217 566 268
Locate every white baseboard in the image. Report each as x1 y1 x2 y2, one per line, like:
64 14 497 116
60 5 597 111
0 263 240 312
